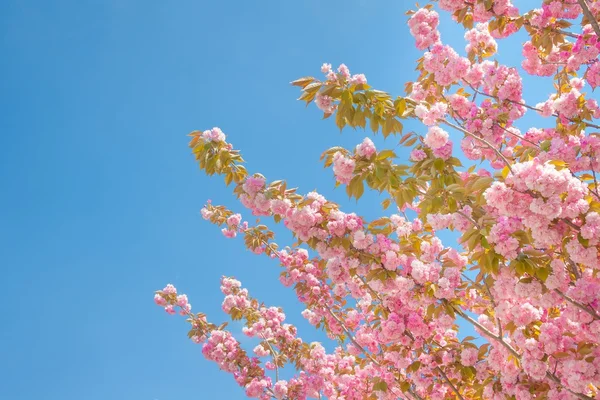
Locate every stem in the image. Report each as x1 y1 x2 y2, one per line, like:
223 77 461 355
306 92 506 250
450 303 594 400
260 334 280 382
482 278 504 338
554 289 600 320
455 210 479 228
470 86 600 130
436 367 465 400
578 0 600 38
521 19 580 38
325 307 380 366
450 303 520 357
326 307 422 400
591 168 600 201
443 120 514 174
494 123 540 148
566 256 583 280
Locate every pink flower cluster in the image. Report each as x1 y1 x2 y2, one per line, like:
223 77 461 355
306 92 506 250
321 62 368 86
464 23 497 57
424 126 449 149
414 102 448 126
315 93 335 114
355 137 376 158
154 283 192 315
422 44 470 86
202 127 226 142
484 160 596 260
408 8 441 50
222 213 244 238
332 151 355 184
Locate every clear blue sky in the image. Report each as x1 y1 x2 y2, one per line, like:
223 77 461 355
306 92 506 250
0 1 576 399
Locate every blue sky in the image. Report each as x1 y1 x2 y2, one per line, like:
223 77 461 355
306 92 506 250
0 1 585 399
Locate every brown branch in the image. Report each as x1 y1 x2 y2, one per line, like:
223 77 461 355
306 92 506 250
554 289 600 320
578 0 600 38
521 19 580 38
470 86 600 130
325 307 380 365
260 334 280 382
591 168 600 201
443 120 514 174
450 303 594 399
436 367 466 400
455 210 480 228
494 123 540 148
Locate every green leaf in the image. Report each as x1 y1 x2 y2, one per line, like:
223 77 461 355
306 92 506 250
471 177 493 192
377 150 396 160
373 381 388 392
370 116 379 133
291 76 316 88
404 136 418 147
354 180 364 200
535 266 550 282
395 98 406 116
407 361 421 373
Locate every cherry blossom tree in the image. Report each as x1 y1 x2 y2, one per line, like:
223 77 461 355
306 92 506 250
154 1 600 399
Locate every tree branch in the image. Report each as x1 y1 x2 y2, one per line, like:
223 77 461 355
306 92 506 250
442 120 514 174
436 367 465 400
554 289 600 320
470 86 600 130
578 0 600 38
449 303 594 400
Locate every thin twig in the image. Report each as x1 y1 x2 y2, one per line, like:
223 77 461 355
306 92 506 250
325 307 380 365
443 120 514 174
455 210 480 228
470 86 600 130
449 302 594 400
577 0 600 38
554 289 600 320
260 334 280 382
494 123 540 148
591 168 600 201
436 367 465 400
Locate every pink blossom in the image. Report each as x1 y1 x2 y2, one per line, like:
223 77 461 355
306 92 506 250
465 23 497 56
315 93 335 114
226 213 242 227
337 63 351 78
221 228 237 238
424 126 449 150
586 62 600 88
410 148 427 161
355 137 376 158
154 294 166 306
332 151 355 184
408 8 441 50
349 74 367 85
201 127 226 142
460 347 478 366
432 140 453 160
273 381 288 399
165 305 176 315
414 102 448 126
176 294 188 307
163 284 177 294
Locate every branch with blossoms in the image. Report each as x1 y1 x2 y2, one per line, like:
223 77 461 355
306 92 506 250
196 202 486 399
156 1 600 399
172 118 600 398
